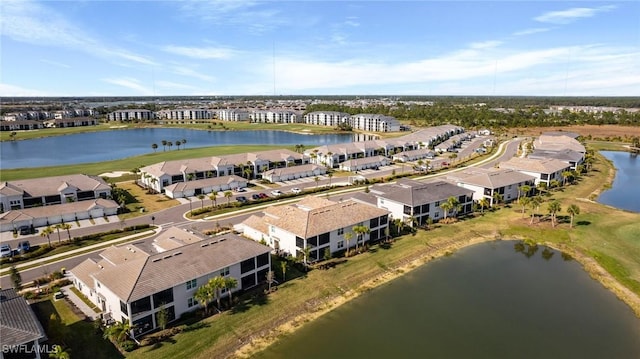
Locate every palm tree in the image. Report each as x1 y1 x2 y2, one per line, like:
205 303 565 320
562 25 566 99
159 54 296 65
529 196 542 225
161 140 167 151
50 344 70 359
167 141 173 151
343 232 353 257
243 167 252 180
440 201 453 220
562 171 573 186
547 200 562 227
519 196 531 218
352 225 370 253
175 140 181 150
518 184 531 201
224 190 233 205
54 224 64 244
549 179 561 190
314 176 320 189
446 196 461 218
182 138 187 149
9 132 17 141
327 172 334 187
58 223 72 241
151 143 158 152
224 277 238 307
40 226 54 247
194 284 215 315
103 320 134 344
197 194 205 208
478 197 489 214
567 204 580 228
209 193 217 207
492 192 503 207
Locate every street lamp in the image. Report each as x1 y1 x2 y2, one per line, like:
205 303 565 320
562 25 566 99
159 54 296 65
151 216 155 226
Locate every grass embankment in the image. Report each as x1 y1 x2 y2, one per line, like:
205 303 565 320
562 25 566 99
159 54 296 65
0 145 288 181
32 297 123 359
0 123 117 141
124 150 640 359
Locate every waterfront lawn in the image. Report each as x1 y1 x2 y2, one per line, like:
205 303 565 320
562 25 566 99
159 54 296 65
126 150 640 359
32 297 123 359
0 145 288 181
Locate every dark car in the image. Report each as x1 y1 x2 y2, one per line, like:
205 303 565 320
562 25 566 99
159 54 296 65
258 193 268 199
252 194 261 200
18 226 33 235
17 241 31 254
236 196 248 203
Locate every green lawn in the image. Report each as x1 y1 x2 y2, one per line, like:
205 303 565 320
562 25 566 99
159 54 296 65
0 145 289 181
32 298 123 359
124 150 640 359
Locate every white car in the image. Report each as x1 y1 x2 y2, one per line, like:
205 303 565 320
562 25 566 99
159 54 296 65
270 190 282 196
0 244 12 258
291 187 301 194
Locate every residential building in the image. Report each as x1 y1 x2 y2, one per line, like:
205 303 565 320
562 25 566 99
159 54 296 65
43 117 99 128
356 178 474 226
392 148 436 162
499 157 572 187
262 164 326 183
156 109 212 121
107 109 154 122
528 149 584 170
0 120 45 131
163 175 248 199
0 174 112 212
238 197 390 261
339 156 391 172
304 111 350 127
69 227 271 337
216 109 250 122
449 168 536 206
139 149 307 193
349 114 400 132
0 288 48 359
534 134 586 155
250 110 300 123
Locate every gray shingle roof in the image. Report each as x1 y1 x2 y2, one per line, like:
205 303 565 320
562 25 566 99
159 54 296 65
370 179 472 206
0 174 110 198
0 289 47 346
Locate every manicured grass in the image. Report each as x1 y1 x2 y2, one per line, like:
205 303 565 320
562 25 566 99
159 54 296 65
32 298 123 359
69 286 101 313
125 149 640 359
0 123 116 141
117 181 179 219
0 145 289 181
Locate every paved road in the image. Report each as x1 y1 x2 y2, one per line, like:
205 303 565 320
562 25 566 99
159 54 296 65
1 137 521 288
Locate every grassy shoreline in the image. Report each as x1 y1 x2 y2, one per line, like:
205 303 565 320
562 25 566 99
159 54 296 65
123 149 640 359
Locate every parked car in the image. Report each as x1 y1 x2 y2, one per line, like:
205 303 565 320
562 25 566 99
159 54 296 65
236 196 248 203
54 291 65 301
252 194 261 200
235 187 246 192
271 190 282 197
258 193 269 199
0 244 12 258
18 225 32 235
291 187 301 194
17 241 30 254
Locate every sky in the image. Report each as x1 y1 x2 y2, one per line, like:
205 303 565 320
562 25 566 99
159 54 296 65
1 1 639 97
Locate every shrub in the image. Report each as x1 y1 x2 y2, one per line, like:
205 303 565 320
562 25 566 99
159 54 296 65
120 340 138 352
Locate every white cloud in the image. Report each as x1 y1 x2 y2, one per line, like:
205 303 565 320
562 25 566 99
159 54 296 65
163 45 237 59
155 81 199 91
176 0 286 33
171 66 216 82
1 0 156 66
0 83 49 96
469 41 503 49
534 5 616 24
512 28 550 36
103 78 153 95
40 59 71 68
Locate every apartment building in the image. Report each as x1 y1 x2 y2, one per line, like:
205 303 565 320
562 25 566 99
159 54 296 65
304 111 350 127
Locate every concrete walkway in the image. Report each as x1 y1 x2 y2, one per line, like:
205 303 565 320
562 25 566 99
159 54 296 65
60 284 101 320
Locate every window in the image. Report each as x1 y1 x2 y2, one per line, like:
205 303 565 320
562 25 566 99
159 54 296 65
435 201 440 207
241 258 255 274
152 288 174 308
186 279 197 290
131 296 152 315
337 228 344 235
256 253 269 268
187 297 196 308
219 267 230 276
120 300 128 314
337 241 344 249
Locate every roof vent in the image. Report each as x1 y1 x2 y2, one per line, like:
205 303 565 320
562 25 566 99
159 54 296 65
201 243 209 247
152 258 162 262
174 252 182 256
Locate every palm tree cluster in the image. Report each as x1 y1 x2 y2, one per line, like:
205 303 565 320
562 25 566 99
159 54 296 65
194 276 238 315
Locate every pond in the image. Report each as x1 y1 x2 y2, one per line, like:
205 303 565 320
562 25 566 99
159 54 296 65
0 128 355 169
256 241 640 359
598 151 640 212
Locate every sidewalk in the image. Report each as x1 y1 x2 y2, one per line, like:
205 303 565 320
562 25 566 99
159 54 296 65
0 227 161 276
60 284 101 320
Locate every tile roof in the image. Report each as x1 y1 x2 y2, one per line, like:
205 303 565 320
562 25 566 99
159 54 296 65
88 230 270 302
341 156 388 167
499 157 572 174
0 288 47 346
534 135 585 153
529 149 584 163
258 197 389 239
370 179 472 206
0 199 119 225
453 169 536 189
262 164 324 177
163 175 247 193
0 174 110 198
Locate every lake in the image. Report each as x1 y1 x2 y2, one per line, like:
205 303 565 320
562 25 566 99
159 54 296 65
598 151 640 212
256 241 640 359
0 128 354 169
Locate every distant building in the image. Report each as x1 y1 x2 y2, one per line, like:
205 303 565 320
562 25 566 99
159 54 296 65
349 114 400 132
304 111 350 127
107 109 154 122
449 168 536 206
250 110 300 123
216 109 250 122
156 109 212 121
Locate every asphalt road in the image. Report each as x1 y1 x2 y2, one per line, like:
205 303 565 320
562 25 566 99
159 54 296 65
1 137 522 288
